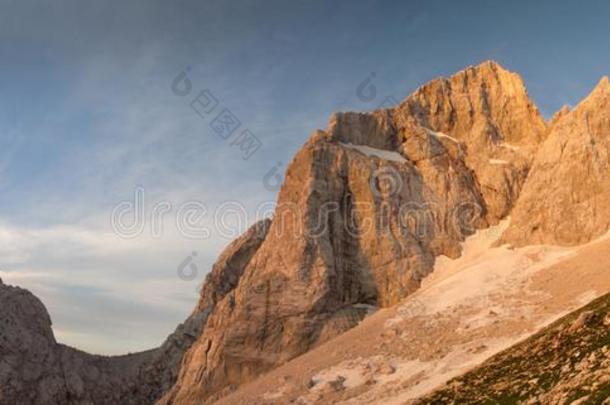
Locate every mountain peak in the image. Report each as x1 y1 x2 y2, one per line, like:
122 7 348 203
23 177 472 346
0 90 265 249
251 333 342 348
595 75 610 92
474 59 509 72
454 60 514 79
413 60 526 101
401 59 546 147
502 73 610 248
572 75 610 111
589 75 610 97
406 61 515 96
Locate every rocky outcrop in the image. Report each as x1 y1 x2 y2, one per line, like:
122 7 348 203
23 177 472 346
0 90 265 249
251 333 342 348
0 276 182 404
160 61 549 403
501 77 610 246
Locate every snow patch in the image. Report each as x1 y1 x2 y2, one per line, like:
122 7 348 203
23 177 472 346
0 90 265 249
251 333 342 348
425 128 459 143
400 219 578 317
373 220 605 402
340 143 407 163
380 220 610 395
500 143 520 151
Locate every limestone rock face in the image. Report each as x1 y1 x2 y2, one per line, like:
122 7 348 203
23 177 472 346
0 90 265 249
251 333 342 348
195 219 272 313
502 77 610 246
160 61 548 404
3 61 576 405
394 61 547 222
548 105 571 131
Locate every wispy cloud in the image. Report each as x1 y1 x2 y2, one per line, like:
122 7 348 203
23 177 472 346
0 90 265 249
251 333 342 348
0 218 228 354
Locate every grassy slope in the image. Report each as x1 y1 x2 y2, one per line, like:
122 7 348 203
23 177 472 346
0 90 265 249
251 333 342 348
416 293 610 405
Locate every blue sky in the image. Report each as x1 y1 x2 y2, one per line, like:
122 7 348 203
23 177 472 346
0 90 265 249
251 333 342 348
1 0 609 354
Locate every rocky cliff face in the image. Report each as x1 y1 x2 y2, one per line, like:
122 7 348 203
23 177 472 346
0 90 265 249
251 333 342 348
0 277 143 404
395 61 547 222
0 276 206 404
159 61 549 404
501 77 610 246
5 61 609 405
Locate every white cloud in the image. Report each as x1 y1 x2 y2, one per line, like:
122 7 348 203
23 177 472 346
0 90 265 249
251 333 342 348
0 217 228 355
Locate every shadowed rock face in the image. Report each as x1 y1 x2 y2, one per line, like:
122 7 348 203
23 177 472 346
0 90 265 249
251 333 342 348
0 219 271 405
0 278 154 404
10 61 609 405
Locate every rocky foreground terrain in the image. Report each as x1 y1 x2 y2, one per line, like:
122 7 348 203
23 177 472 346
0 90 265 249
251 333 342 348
2 61 610 404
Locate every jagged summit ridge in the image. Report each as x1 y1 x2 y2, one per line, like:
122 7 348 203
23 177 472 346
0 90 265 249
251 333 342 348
405 60 525 102
398 60 547 146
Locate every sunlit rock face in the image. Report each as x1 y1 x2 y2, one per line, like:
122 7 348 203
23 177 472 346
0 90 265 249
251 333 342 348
10 61 610 405
501 77 610 246
160 61 550 404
